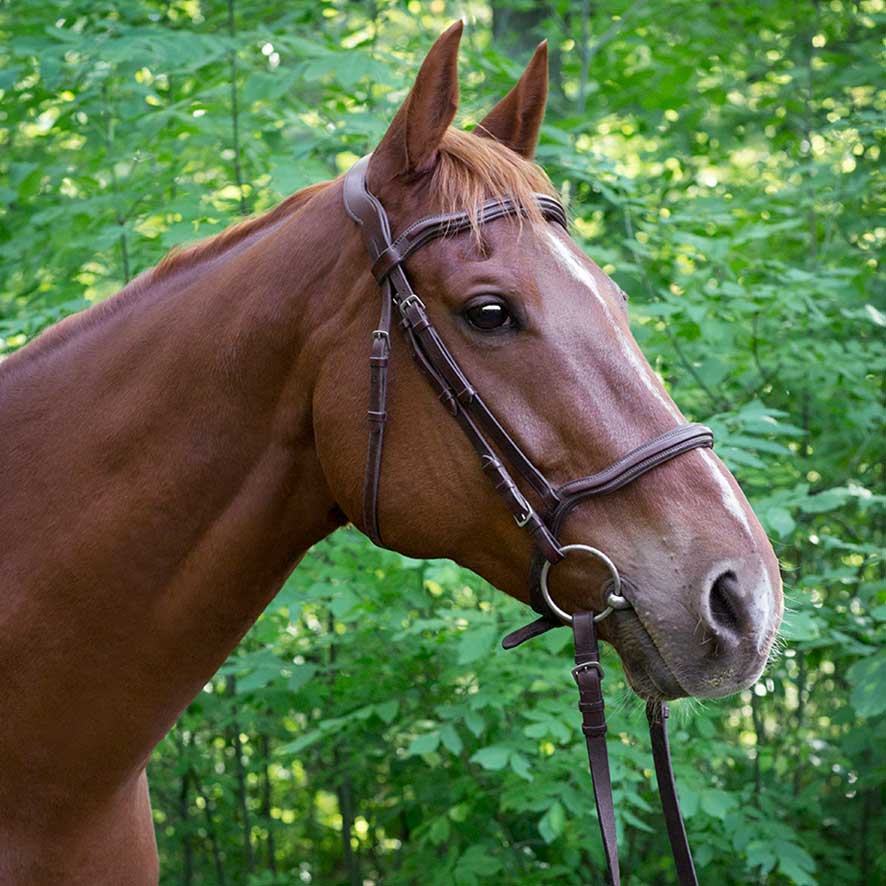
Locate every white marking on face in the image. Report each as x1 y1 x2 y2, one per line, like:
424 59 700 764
542 230 683 422
699 449 755 538
542 233 781 655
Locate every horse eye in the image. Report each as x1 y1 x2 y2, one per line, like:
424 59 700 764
464 300 514 331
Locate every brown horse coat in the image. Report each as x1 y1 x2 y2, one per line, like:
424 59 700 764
0 23 781 883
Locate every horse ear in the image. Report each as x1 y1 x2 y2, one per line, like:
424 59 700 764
369 21 463 186
475 40 548 159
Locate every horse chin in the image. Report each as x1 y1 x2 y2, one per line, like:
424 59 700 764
610 610 688 701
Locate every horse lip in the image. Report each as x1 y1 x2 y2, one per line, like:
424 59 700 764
611 608 688 700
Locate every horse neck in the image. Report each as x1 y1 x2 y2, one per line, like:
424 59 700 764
0 179 352 799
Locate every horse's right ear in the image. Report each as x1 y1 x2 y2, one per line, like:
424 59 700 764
368 21 463 188
474 40 548 159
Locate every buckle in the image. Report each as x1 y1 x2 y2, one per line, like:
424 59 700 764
572 660 604 682
513 490 534 527
371 329 389 341
514 504 534 528
399 293 425 313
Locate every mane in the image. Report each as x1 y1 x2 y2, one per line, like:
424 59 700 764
154 130 557 280
152 180 330 281
0 182 331 379
431 127 559 232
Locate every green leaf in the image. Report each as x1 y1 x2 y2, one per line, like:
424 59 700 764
798 488 852 514
777 842 817 885
847 652 886 718
538 801 566 843
277 730 326 755
694 716 716 739
523 721 548 739
699 789 737 820
428 816 450 845
746 839 779 874
277 716 347 755
232 649 283 693
440 723 463 755
509 751 533 781
464 710 485 737
677 784 699 818
287 664 318 693
765 506 796 538
236 667 279 693
407 731 440 756
621 808 655 833
243 71 289 104
454 845 503 882
780 610 821 642
329 589 360 619
457 625 497 664
469 745 511 771
375 700 400 724
698 356 729 386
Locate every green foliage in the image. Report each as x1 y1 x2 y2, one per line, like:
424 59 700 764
2 1 884 885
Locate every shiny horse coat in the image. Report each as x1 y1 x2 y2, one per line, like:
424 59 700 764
0 22 781 884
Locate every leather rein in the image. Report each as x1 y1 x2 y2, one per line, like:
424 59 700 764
343 154 709 885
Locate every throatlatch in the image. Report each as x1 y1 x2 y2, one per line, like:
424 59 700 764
343 154 705 886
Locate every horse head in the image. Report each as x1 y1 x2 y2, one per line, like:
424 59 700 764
313 22 782 699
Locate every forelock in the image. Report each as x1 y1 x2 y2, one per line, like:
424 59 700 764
429 128 559 236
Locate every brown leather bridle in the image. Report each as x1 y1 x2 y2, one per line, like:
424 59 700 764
344 154 708 885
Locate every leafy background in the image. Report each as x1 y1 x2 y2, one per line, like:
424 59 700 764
1 1 884 884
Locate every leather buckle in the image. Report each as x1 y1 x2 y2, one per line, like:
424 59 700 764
399 293 425 313
371 329 389 342
572 660 604 683
514 504 534 527
513 489 534 527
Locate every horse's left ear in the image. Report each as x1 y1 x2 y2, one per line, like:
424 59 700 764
368 21 463 188
475 40 548 159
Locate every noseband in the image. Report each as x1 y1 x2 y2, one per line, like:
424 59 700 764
344 155 710 885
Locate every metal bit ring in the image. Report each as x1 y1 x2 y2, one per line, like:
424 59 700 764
539 544 630 625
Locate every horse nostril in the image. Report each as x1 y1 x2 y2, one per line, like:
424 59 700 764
706 570 744 635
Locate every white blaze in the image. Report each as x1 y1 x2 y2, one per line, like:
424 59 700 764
699 450 755 539
543 231 758 538
542 229 683 422
543 232 778 645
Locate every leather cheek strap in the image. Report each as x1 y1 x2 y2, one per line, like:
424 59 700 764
343 154 569 555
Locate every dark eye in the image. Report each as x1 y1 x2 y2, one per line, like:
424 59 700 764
463 299 515 331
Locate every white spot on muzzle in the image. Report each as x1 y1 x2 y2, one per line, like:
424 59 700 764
542 230 683 423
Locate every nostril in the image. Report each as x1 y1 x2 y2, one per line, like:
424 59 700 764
707 570 744 634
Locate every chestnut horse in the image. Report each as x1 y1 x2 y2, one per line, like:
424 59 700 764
0 23 782 885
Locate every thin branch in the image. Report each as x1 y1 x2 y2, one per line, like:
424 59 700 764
622 203 729 412
190 769 228 886
227 0 248 217
101 82 132 283
750 311 782 391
